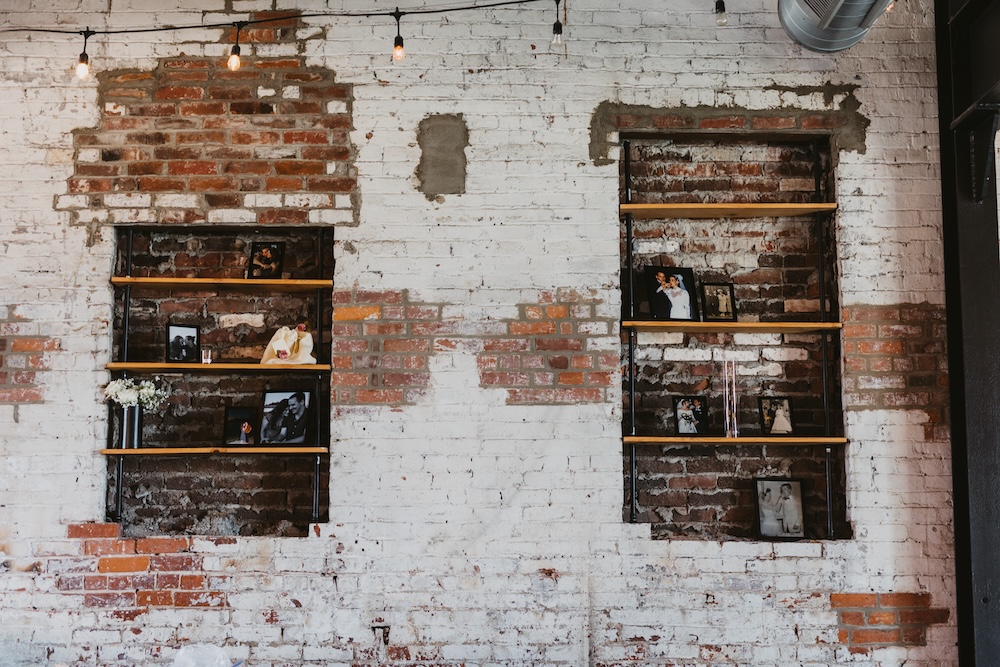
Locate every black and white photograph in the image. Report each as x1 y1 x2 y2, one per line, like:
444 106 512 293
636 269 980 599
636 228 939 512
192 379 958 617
223 407 257 445
645 266 699 321
758 397 795 436
247 241 285 279
259 390 313 445
700 282 737 322
673 395 708 436
754 478 805 539
165 323 200 363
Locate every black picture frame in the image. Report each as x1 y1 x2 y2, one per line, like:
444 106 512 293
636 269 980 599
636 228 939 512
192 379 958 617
754 478 805 539
165 323 200 363
758 397 795 436
673 395 708 436
247 241 285 279
645 266 699 321
700 282 737 322
223 406 257 446
259 389 314 445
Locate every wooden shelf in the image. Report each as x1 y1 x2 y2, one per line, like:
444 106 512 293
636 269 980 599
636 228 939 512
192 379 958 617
111 277 332 292
620 202 838 219
622 320 842 334
624 436 847 446
107 362 331 373
102 446 328 455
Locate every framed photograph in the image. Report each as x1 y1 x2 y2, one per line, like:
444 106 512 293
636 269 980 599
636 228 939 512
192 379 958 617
755 478 805 539
165 323 200 363
700 282 737 322
259 390 314 445
645 266 699 321
247 241 285 279
223 406 257 445
758 397 795 436
673 395 708 436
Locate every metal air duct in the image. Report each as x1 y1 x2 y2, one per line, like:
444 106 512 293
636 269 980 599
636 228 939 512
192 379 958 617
777 0 894 52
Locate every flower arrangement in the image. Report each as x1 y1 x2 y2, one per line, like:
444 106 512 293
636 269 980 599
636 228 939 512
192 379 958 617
104 377 168 412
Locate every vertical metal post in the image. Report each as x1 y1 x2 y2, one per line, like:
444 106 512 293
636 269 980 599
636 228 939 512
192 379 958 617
114 456 124 521
825 446 834 538
623 140 639 523
312 454 321 523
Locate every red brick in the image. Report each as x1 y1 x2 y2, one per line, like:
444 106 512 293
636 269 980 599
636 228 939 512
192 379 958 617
699 116 747 129
899 607 950 625
535 338 584 352
180 574 207 589
179 101 226 116
867 610 897 625
264 176 302 191
510 321 557 335
305 176 355 192
232 131 281 145
168 161 218 176
483 339 530 352
852 628 901 644
68 523 121 539
135 537 190 554
137 590 174 606
838 611 865 625
558 372 585 385
98 556 150 573
880 592 932 608
831 593 878 608
802 114 847 129
481 372 530 386
275 160 325 176
752 116 798 130
155 87 204 101
356 389 404 403
256 59 304 69
283 130 328 144
383 339 431 353
331 372 369 387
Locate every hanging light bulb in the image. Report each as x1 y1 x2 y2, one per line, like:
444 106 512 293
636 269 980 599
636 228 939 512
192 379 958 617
551 0 563 47
227 22 244 71
391 8 405 62
715 0 729 26
76 29 94 79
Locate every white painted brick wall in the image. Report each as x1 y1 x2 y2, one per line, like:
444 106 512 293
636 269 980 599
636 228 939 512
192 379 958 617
0 0 955 665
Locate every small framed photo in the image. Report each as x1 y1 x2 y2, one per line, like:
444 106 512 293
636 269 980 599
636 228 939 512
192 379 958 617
700 282 737 322
247 241 285 279
645 266 699 321
673 395 708 436
755 478 805 539
165 323 200 363
223 407 257 445
758 397 795 436
259 389 314 445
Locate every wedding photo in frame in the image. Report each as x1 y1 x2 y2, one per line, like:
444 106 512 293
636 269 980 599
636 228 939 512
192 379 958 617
754 478 805 539
700 282 737 322
247 241 285 279
259 389 314 445
165 323 200 363
758 397 795 436
645 266 699 321
223 406 257 446
673 395 708 436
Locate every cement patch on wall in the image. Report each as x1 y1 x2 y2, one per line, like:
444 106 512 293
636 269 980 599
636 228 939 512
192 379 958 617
415 114 468 199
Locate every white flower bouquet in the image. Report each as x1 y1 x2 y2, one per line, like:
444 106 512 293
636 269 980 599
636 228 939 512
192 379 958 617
104 377 168 412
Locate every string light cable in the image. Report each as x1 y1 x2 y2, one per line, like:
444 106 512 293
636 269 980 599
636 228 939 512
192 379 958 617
0 0 562 76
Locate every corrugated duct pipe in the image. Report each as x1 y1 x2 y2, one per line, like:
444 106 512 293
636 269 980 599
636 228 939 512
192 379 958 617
777 0 895 52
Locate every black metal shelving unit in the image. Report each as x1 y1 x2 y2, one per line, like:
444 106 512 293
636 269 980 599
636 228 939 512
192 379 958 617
620 138 845 538
105 225 332 525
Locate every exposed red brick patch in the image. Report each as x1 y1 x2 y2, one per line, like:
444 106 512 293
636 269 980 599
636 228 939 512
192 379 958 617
476 288 617 405
841 303 948 438
832 591 949 650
